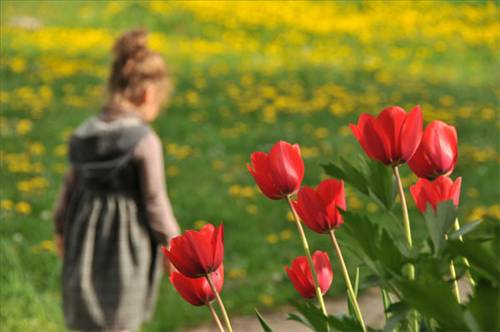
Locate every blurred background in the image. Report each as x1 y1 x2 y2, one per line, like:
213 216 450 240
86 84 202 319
0 1 499 331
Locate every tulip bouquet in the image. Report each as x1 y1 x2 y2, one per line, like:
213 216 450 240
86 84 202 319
247 106 499 332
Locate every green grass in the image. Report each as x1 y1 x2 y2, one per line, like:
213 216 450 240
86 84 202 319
1 1 499 331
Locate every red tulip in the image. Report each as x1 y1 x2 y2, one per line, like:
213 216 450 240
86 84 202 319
247 140 304 200
285 251 333 299
292 179 346 234
350 105 423 166
170 265 224 306
408 120 458 180
410 176 462 213
162 224 224 278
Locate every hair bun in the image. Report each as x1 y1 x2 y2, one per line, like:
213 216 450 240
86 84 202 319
112 28 149 60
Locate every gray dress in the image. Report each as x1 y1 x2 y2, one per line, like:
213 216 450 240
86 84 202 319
53 110 180 331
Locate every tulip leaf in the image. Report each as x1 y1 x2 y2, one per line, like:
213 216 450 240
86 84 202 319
394 274 468 331
447 239 500 285
383 302 409 332
464 279 500 332
288 301 329 332
322 158 369 196
341 211 405 279
422 200 457 255
322 156 396 210
327 315 364 331
364 157 396 210
448 219 483 240
255 309 275 332
347 267 360 317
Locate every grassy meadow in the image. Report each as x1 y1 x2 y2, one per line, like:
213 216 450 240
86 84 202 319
1 1 499 331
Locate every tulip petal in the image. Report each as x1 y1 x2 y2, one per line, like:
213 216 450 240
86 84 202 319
357 114 391 164
410 176 461 214
296 187 329 233
450 177 462 208
316 179 345 228
375 106 406 162
428 121 458 174
247 152 282 199
408 145 434 179
268 141 304 196
399 105 423 162
312 251 333 294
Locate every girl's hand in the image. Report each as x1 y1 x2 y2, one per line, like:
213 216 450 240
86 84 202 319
55 234 64 258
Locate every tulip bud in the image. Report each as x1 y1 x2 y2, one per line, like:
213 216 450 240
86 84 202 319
350 105 423 166
247 140 304 199
162 224 224 278
285 251 333 299
410 176 462 213
170 265 224 306
292 179 345 234
408 120 458 180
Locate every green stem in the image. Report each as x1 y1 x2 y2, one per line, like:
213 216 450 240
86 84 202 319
392 165 418 332
286 195 328 317
329 230 367 332
207 301 225 332
449 258 461 303
453 218 476 287
381 288 391 323
206 273 233 332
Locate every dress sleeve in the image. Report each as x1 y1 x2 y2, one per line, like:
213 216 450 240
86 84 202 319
53 167 77 235
133 130 181 244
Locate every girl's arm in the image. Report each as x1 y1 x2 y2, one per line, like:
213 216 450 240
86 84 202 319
134 131 181 244
53 167 77 257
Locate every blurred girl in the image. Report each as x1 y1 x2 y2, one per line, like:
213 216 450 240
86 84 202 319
53 29 180 332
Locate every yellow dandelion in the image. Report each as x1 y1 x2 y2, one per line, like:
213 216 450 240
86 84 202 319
15 201 32 215
212 159 225 171
367 202 379 213
16 119 32 135
29 142 46 155
54 145 67 157
339 126 352 137
229 185 241 197
265 233 279 245
228 268 247 279
258 294 274 306
313 127 329 140
166 165 180 177
1 199 13 210
246 204 258 215
466 188 479 198
279 229 292 240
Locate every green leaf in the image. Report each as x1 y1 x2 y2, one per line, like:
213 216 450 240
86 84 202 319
364 157 396 209
464 279 500 332
288 301 328 332
383 302 409 332
448 239 500 285
448 219 483 240
327 315 364 331
255 309 275 332
322 155 396 210
287 313 313 330
422 200 457 255
395 275 467 331
347 267 360 317
322 158 369 197
341 211 405 279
